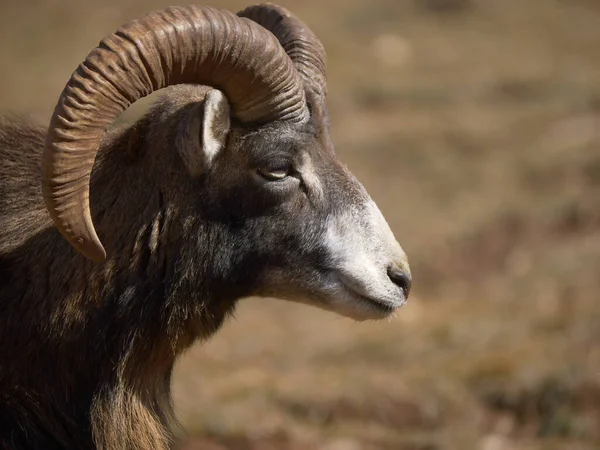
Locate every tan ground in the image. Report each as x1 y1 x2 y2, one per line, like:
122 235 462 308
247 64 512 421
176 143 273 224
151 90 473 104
1 0 599 448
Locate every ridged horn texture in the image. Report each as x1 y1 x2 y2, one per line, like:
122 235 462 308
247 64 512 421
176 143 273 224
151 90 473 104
42 5 309 262
238 3 327 101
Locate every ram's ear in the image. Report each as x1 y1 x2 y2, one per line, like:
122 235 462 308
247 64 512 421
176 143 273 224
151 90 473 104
178 89 231 176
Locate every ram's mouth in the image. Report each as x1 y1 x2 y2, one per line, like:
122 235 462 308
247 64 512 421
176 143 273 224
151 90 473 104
335 275 403 318
254 270 404 320
343 285 398 312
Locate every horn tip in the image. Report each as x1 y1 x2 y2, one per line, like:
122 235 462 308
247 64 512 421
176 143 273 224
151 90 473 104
77 237 107 263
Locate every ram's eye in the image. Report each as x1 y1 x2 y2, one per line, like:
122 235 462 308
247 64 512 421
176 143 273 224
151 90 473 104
257 166 291 181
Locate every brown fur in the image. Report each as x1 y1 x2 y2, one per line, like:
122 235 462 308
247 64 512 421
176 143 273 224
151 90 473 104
0 91 240 449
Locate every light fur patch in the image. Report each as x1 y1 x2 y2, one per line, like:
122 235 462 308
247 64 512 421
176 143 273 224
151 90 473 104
298 152 324 202
202 90 230 165
323 197 410 314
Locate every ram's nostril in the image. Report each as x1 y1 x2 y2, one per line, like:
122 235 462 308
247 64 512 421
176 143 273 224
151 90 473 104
387 266 412 298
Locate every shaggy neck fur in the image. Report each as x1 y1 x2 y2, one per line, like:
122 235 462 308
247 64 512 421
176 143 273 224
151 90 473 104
0 115 239 450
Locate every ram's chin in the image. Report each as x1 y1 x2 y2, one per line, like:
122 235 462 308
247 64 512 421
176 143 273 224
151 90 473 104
278 292 401 321
325 304 395 321
254 280 404 321
322 294 401 321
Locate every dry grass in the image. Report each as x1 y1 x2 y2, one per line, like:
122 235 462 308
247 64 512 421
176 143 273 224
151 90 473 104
1 0 599 448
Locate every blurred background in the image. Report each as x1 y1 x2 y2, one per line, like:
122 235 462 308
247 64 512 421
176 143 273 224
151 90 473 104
1 0 599 448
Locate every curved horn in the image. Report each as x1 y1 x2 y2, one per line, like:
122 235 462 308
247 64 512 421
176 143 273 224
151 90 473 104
42 5 308 262
238 3 327 100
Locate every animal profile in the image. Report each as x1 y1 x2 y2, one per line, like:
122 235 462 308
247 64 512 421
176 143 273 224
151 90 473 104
0 4 411 449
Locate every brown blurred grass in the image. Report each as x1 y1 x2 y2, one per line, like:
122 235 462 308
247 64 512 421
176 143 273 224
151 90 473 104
1 0 600 448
